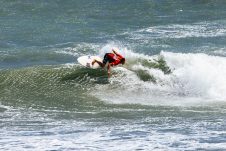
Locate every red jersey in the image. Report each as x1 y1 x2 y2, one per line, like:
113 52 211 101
105 53 124 66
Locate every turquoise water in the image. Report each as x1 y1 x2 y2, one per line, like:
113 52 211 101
1 1 226 150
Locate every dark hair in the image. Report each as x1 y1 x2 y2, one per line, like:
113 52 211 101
120 58 125 65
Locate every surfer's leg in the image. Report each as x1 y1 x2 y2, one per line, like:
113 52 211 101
92 59 105 67
92 53 109 67
92 59 96 65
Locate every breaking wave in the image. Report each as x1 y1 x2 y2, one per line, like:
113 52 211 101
92 50 226 106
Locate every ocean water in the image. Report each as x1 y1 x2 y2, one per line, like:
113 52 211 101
1 0 226 150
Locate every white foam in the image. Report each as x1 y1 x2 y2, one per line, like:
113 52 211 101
162 51 226 100
55 42 100 57
212 48 226 56
92 50 226 106
55 49 78 57
2 119 226 151
126 21 226 40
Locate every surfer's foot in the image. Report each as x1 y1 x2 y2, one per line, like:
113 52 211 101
92 60 96 65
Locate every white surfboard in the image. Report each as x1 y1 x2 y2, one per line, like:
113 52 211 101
77 55 102 69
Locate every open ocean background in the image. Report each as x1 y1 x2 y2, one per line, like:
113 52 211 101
1 0 226 150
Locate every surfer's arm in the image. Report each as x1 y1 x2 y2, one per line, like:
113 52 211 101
112 49 123 58
112 49 119 56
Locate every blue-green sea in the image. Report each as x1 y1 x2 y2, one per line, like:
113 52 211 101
1 1 226 150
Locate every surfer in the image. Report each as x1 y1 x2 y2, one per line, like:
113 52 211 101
92 48 125 77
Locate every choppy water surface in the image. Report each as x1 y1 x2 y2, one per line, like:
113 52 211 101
1 0 226 150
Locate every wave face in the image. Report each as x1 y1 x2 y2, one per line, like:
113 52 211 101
1 50 226 107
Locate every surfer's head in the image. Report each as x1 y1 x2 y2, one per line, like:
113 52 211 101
120 58 125 65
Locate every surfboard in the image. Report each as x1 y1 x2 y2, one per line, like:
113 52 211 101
77 55 102 69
